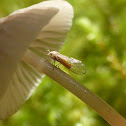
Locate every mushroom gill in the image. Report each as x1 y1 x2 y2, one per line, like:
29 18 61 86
0 1 73 119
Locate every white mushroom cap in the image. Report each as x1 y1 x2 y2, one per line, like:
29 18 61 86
0 0 73 119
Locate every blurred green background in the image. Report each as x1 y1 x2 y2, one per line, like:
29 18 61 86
0 0 126 126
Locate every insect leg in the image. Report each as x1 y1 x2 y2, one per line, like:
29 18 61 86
45 56 52 63
51 59 56 66
56 63 61 68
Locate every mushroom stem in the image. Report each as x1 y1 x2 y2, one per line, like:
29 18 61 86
23 50 126 126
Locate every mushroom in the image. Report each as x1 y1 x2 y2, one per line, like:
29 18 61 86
0 1 126 125
0 0 73 119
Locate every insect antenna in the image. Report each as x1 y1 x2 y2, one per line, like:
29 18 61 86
46 49 50 53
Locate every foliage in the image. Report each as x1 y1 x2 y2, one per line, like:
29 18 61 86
0 0 126 125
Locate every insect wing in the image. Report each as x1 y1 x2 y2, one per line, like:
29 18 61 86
55 54 86 75
65 57 86 75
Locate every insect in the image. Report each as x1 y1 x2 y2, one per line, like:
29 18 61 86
48 51 86 75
